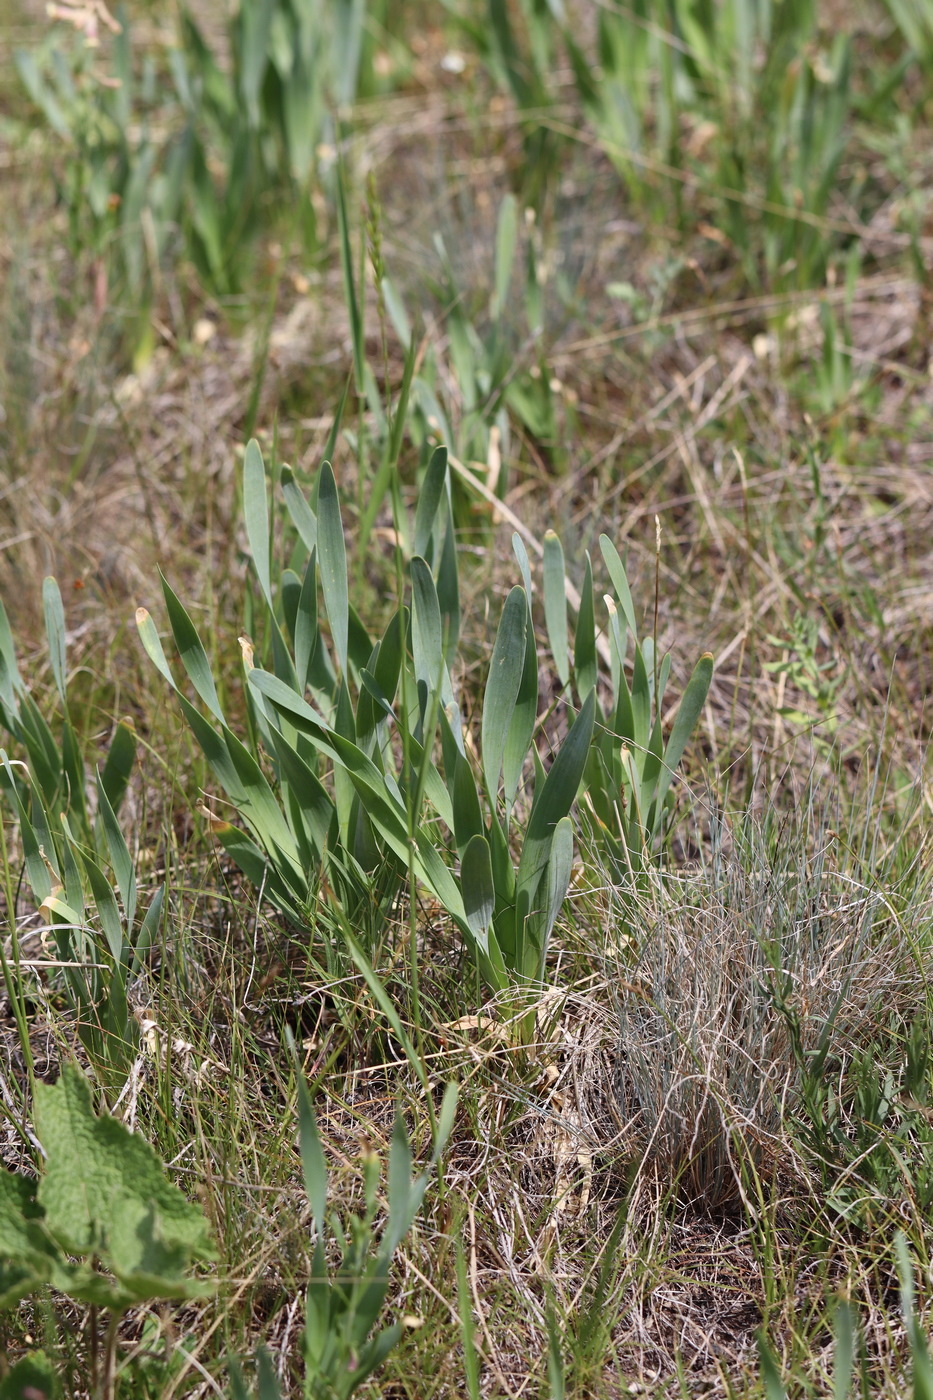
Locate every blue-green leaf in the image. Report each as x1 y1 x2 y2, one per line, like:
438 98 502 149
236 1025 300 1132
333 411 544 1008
160 575 224 724
317 462 349 676
481 587 526 802
543 531 569 686
461 834 494 952
243 439 273 613
42 577 67 706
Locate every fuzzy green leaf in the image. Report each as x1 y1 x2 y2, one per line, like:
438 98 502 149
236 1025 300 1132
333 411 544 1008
36 1068 215 1294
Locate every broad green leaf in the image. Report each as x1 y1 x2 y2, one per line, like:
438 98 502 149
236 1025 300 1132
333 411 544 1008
318 462 349 677
599 535 638 638
1 753 53 902
160 574 224 723
651 653 713 823
437 505 461 660
357 609 403 748
414 445 448 560
177 695 305 880
630 644 651 752
95 771 136 929
452 751 484 854
100 721 137 816
434 1081 459 1162
135 608 177 691
407 733 455 831
77 849 125 965
517 689 595 900
512 532 533 602
574 555 597 699
492 193 518 321
538 815 574 978
757 1337 789 1400
0 595 23 698
0 1351 61 1400
42 576 67 706
461 834 494 951
502 606 537 814
543 531 569 685
131 885 164 975
243 438 274 612
35 1066 215 1298
481 587 526 802
238 0 274 126
411 556 443 697
281 466 318 554
61 721 88 830
295 548 319 694
0 1169 60 1308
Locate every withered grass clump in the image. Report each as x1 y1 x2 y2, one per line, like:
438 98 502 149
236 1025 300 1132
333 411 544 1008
612 804 921 1212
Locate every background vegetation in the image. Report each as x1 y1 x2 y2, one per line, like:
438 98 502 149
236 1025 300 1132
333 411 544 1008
1 0 933 1394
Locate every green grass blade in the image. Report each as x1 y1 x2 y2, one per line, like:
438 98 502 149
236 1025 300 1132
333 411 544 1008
832 1301 855 1400
296 1069 328 1231
336 161 364 393
456 1234 482 1400
757 1336 788 1400
317 462 349 677
344 931 430 1096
